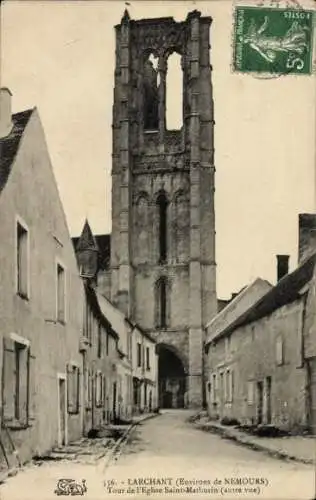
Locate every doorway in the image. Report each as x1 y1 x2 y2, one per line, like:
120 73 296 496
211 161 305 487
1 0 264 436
112 382 117 421
265 376 272 424
256 381 263 425
307 357 316 434
58 375 67 447
158 344 186 409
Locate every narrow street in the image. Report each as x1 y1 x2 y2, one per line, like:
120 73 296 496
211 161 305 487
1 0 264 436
104 410 315 500
0 410 314 500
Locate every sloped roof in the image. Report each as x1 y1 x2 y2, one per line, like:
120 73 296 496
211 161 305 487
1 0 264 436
208 252 316 345
85 284 118 340
75 219 98 252
96 291 129 337
205 278 273 346
0 109 34 194
231 252 316 330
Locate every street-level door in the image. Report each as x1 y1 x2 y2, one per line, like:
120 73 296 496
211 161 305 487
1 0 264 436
265 376 272 424
256 381 263 425
307 357 316 434
112 382 117 421
58 376 66 447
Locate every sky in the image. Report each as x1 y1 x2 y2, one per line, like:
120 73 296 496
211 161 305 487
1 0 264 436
1 0 315 298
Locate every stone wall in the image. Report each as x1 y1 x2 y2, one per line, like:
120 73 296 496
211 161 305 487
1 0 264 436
207 299 307 432
0 109 84 462
109 11 216 407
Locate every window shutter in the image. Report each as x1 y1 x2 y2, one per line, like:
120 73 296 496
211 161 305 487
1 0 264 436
102 375 106 407
2 338 16 423
67 364 75 414
27 350 36 422
88 369 92 405
67 365 80 414
17 346 28 426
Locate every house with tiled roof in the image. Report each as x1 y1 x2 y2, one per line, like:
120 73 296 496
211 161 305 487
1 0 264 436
0 88 85 465
205 222 316 434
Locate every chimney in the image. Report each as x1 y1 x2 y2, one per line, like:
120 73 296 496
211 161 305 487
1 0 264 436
277 255 289 282
0 88 13 139
298 214 316 264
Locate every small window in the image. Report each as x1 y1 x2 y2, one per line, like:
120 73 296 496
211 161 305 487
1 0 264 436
16 221 29 299
67 364 80 414
276 337 284 366
57 263 66 323
84 300 92 342
146 347 150 370
137 342 142 367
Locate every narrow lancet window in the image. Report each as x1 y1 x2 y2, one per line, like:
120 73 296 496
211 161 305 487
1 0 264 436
156 277 167 329
143 54 159 131
166 52 182 130
157 192 168 263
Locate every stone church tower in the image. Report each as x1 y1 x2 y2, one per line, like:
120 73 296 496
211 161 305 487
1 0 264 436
110 9 217 408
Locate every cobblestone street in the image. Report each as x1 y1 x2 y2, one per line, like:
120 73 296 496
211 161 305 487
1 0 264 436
0 411 314 500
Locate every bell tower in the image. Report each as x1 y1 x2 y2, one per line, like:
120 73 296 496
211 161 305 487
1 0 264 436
110 9 217 407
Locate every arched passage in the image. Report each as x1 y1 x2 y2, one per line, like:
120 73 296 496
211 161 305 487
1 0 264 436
158 344 187 409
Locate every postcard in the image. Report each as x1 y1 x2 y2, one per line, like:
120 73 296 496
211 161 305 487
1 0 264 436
0 0 315 499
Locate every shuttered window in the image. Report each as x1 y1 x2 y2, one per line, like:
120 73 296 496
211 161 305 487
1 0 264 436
2 337 35 427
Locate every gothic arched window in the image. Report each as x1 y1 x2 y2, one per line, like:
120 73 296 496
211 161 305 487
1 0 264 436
166 52 183 131
157 191 168 263
155 277 168 329
135 194 150 263
143 54 159 131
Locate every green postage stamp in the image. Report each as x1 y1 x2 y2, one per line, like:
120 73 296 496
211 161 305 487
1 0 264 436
233 6 314 75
